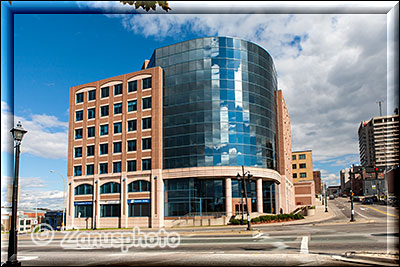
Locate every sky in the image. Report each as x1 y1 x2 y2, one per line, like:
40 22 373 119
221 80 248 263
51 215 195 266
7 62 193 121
1 1 397 210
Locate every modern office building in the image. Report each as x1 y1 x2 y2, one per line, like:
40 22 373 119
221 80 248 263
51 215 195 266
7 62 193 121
292 150 313 182
313 170 322 195
66 37 295 229
358 114 399 169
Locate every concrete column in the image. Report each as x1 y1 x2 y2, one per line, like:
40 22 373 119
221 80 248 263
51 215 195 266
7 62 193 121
256 178 263 214
225 178 232 217
151 169 164 228
275 182 280 214
120 174 127 228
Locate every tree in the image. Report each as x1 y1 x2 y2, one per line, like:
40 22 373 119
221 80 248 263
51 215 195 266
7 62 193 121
120 1 171 12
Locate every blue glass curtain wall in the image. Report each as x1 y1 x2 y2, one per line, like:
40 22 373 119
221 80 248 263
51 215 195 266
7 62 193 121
148 37 277 170
164 178 225 217
231 179 257 212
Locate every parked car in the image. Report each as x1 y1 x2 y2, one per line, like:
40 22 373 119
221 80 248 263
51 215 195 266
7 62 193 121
362 198 373 205
329 195 335 200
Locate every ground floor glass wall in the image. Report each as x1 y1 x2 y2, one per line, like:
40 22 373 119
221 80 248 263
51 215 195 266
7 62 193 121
262 181 275 214
164 178 225 217
232 179 257 212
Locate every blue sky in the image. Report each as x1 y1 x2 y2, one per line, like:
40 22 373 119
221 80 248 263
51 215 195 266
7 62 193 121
1 2 395 209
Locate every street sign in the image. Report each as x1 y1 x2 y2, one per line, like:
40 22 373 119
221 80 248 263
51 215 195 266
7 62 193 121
127 199 150 204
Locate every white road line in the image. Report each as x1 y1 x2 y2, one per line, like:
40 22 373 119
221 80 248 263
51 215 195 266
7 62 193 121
300 236 308 254
18 256 39 261
355 211 369 219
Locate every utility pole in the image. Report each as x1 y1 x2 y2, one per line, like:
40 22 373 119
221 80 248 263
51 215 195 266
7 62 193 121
376 100 384 117
349 165 355 222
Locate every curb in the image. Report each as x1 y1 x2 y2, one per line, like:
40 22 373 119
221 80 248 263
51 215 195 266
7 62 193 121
344 251 399 264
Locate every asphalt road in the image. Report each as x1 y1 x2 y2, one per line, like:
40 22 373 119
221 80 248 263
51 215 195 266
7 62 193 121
1 198 398 266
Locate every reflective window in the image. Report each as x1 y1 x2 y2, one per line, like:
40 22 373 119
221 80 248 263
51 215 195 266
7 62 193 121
142 77 152 89
87 145 94 156
113 142 122 153
299 163 306 168
100 204 120 217
99 163 108 174
127 140 137 152
87 126 95 138
100 182 120 194
88 108 95 119
142 117 152 129
113 162 121 173
100 143 108 155
114 84 122 95
100 124 108 136
128 203 150 217
127 160 137 172
300 173 307 178
114 122 122 134
75 110 83 121
100 105 109 117
128 100 137 112
101 87 109 98
114 103 122 114
75 205 92 218
142 138 151 150
75 184 93 195
292 164 297 169
143 97 152 109
128 180 150 192
88 90 96 101
86 164 94 175
74 166 82 176
76 93 84 103
74 147 82 158
142 159 151 170
127 120 137 132
75 129 82 139
262 181 275 214
128 80 137 92
299 154 306 159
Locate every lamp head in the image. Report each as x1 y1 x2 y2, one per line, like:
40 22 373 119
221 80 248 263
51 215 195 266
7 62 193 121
10 121 27 142
236 173 241 180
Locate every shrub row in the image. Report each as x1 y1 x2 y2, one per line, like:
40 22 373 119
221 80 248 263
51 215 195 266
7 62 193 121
250 213 304 224
230 219 248 225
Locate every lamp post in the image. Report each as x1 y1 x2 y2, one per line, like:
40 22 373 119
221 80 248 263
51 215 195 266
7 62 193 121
349 165 355 222
324 184 328 212
237 166 252 231
50 170 66 230
6 121 27 267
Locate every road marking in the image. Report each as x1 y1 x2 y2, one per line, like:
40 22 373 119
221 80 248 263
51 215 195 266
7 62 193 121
18 256 38 261
355 211 369 219
360 208 366 210
362 206 399 218
300 236 308 254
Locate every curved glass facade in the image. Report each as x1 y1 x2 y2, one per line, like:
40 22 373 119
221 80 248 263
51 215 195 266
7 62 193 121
148 37 277 170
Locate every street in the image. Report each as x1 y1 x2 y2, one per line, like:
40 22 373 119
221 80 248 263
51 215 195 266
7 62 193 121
1 198 398 266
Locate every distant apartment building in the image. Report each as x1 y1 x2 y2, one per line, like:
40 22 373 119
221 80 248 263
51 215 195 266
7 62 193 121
358 114 399 169
339 168 351 193
66 37 295 229
292 150 313 182
313 170 322 195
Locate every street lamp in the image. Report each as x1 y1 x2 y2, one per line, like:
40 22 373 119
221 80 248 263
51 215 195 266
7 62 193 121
6 121 27 267
349 165 355 222
50 170 66 230
237 166 252 231
236 173 244 225
324 184 328 212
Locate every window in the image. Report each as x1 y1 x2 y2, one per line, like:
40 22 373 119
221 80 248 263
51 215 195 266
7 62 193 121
127 160 137 172
292 164 297 169
75 205 92 218
87 126 95 138
76 110 83 121
113 162 121 173
87 145 94 156
293 173 297 178
100 143 108 155
142 77 152 89
299 163 306 169
114 103 122 114
88 108 95 119
101 87 109 98
113 142 122 153
299 154 306 160
142 159 151 170
142 97 152 109
75 184 93 195
127 120 137 132
114 84 122 95
76 93 84 103
300 173 307 178
128 80 137 92
88 89 96 101
142 138 151 150
128 100 137 112
86 164 94 175
128 180 150 192
114 122 122 134
100 105 109 117
99 163 108 174
74 147 82 158
74 166 82 176
128 203 150 217
142 117 152 129
292 155 296 160
100 204 120 217
100 182 120 194
127 140 137 152
75 129 83 139
100 124 108 136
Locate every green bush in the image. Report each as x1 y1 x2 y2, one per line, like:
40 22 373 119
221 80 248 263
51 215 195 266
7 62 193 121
230 219 248 225
251 217 260 223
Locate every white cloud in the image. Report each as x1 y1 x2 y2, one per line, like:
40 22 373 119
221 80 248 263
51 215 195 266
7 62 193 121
1 101 68 159
19 189 65 210
320 169 340 186
103 12 387 165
